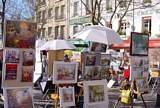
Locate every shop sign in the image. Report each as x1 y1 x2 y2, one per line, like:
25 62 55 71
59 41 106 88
69 16 91 25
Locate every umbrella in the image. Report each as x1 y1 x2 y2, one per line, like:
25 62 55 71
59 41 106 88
40 39 76 50
72 25 123 45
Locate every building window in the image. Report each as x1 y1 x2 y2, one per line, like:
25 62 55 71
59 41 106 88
60 5 65 19
106 0 112 12
73 1 78 17
119 20 126 35
48 27 52 36
48 8 52 18
42 28 45 37
143 0 151 4
37 11 41 22
86 0 90 15
55 26 59 39
73 26 78 34
39 0 45 5
55 7 59 20
119 0 127 8
142 17 151 35
42 10 46 22
38 29 41 37
60 25 65 39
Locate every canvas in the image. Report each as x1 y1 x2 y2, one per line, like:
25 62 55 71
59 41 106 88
130 32 149 56
59 87 75 107
3 87 33 108
5 20 36 48
83 80 108 108
5 49 20 63
23 50 34 66
21 66 34 82
100 54 111 66
84 53 100 66
90 42 107 52
5 63 17 80
53 61 78 84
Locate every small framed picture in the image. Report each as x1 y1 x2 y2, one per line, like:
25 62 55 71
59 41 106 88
100 54 111 66
5 63 18 80
130 32 149 56
3 87 33 108
5 49 20 63
90 42 107 52
53 61 78 84
59 87 75 107
84 53 100 66
23 50 34 66
21 66 34 82
83 80 109 108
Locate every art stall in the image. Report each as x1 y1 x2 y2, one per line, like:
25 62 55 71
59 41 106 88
2 20 37 108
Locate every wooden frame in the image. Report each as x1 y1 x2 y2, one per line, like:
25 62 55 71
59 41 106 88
130 32 149 56
53 61 78 84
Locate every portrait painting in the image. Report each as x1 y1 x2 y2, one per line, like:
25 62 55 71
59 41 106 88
90 42 107 52
84 66 101 80
21 66 34 82
130 32 149 56
83 80 108 108
59 87 75 107
5 49 20 63
4 87 33 108
23 50 34 66
100 54 111 66
53 61 78 84
5 20 37 48
85 53 100 66
130 56 149 80
5 63 17 80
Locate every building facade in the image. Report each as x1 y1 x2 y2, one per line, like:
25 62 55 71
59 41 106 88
36 0 69 40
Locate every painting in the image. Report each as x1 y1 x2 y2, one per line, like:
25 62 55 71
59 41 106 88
84 53 100 66
53 61 78 84
21 66 34 82
23 50 34 66
59 87 75 107
84 66 101 80
130 56 149 80
100 66 110 79
3 87 33 108
5 49 20 63
83 80 108 108
5 63 17 80
100 54 111 66
90 42 107 52
130 32 149 56
5 20 37 48
136 77 149 93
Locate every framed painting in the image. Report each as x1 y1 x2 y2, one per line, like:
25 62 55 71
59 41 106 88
23 50 34 66
99 66 110 79
21 66 34 82
5 20 37 48
130 32 149 56
83 66 101 80
100 54 111 66
83 80 109 108
5 49 20 63
5 63 18 80
59 87 75 107
90 42 107 53
84 53 100 66
130 56 149 80
53 61 78 84
3 87 33 108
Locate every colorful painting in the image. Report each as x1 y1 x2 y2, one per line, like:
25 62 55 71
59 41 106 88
53 61 78 84
130 56 149 80
85 53 100 66
5 49 20 63
21 66 34 82
84 66 101 80
100 54 111 66
23 50 34 66
83 80 109 108
59 87 75 107
130 32 149 56
5 20 37 48
100 66 110 79
5 63 17 80
4 87 33 108
90 42 107 52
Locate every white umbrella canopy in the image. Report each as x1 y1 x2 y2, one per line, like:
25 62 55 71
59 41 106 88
36 39 46 48
72 25 123 45
40 39 76 50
